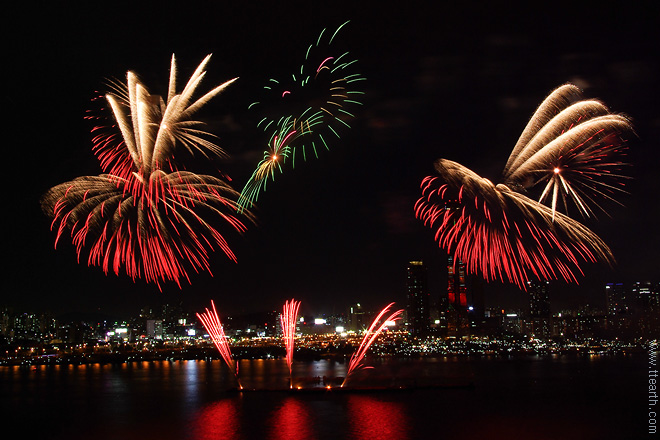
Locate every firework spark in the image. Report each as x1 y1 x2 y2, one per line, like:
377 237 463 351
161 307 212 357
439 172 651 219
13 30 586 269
280 299 301 388
197 300 242 389
239 21 365 210
342 303 403 388
502 84 632 218
42 55 252 288
415 84 633 289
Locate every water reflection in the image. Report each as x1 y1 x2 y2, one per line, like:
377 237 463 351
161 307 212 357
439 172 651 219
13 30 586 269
192 398 242 440
347 395 410 440
182 360 200 407
269 397 314 440
1 355 644 439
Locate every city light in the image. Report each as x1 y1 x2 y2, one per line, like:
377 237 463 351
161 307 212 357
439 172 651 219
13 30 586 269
1 278 657 369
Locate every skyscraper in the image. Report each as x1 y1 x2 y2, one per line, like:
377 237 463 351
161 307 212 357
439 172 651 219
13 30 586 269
605 282 627 315
447 255 467 308
528 280 551 318
445 255 470 336
526 280 551 338
631 281 656 313
406 261 430 335
348 303 367 332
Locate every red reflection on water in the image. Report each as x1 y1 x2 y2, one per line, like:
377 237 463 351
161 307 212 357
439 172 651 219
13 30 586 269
192 399 241 440
348 395 410 440
270 397 314 440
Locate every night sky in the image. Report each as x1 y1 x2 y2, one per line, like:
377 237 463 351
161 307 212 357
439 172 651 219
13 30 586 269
6 2 659 318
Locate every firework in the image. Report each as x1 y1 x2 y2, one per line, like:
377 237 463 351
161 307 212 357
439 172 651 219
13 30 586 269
42 55 252 288
415 84 633 289
280 299 301 388
197 300 242 389
503 84 632 218
238 21 365 210
342 303 403 388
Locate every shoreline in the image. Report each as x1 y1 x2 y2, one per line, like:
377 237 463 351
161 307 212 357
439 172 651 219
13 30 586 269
0 346 645 367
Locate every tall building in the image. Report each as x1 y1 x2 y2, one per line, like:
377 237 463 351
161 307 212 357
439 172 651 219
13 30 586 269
605 281 659 338
652 282 660 310
447 256 467 308
467 277 486 335
444 256 470 336
528 280 551 318
605 282 627 315
146 319 164 339
631 281 657 312
406 261 430 335
348 303 367 332
526 280 551 338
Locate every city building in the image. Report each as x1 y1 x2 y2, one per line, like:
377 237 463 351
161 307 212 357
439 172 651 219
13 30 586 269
446 256 470 336
524 280 552 338
631 281 659 312
528 280 551 318
604 281 659 338
146 319 164 339
605 282 627 315
406 261 430 335
447 256 467 308
348 303 367 332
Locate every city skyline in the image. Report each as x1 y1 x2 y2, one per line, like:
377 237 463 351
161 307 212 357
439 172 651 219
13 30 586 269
2 271 656 324
2 278 656 365
5 3 659 319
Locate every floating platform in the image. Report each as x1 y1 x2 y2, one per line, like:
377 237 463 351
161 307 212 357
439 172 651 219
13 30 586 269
229 381 475 393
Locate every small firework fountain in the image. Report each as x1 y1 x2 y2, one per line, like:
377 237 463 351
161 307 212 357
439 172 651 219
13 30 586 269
197 301 242 390
341 303 403 388
197 300 412 392
280 299 301 389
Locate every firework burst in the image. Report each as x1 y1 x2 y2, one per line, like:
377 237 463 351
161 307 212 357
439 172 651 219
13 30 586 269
342 303 403 388
239 21 365 210
197 300 242 389
280 299 301 388
415 84 633 289
42 55 252 288
503 84 632 218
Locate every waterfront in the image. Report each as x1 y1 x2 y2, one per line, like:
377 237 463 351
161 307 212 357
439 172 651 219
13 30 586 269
1 353 647 439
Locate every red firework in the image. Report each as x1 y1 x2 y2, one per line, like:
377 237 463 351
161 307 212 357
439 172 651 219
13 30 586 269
280 299 301 388
342 303 403 387
415 165 613 288
416 84 633 289
42 55 252 288
197 300 242 389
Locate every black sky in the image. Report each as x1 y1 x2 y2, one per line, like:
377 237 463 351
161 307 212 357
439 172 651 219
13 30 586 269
5 2 659 318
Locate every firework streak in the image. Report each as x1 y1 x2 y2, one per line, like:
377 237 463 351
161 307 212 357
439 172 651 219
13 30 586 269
42 55 252 288
342 303 403 388
280 299 301 388
502 84 632 218
415 84 633 289
238 21 365 210
197 301 242 389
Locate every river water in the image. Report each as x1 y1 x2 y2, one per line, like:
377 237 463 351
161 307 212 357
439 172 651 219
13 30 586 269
0 354 648 439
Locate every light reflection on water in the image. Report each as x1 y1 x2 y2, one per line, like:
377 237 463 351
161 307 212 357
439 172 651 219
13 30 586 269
189 385 411 440
347 395 410 440
193 397 242 439
269 397 315 440
0 355 646 440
